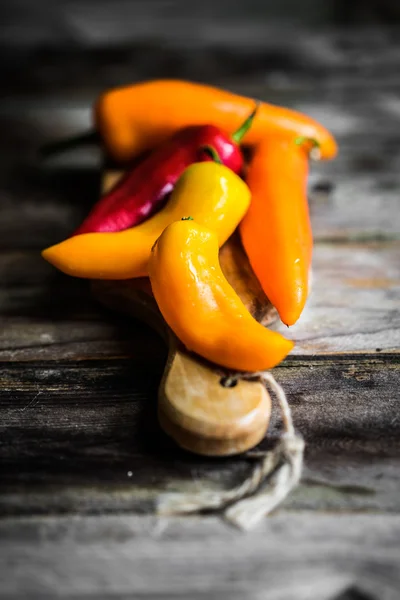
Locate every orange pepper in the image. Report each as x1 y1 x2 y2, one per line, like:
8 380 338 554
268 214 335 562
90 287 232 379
149 219 294 372
240 136 314 327
42 161 250 280
95 79 337 163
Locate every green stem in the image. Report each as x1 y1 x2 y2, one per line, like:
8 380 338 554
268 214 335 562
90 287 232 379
39 129 100 158
181 216 194 221
295 136 319 148
231 102 260 144
201 145 223 164
295 136 321 160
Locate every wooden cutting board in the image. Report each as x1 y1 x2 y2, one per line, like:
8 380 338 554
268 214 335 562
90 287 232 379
92 170 278 457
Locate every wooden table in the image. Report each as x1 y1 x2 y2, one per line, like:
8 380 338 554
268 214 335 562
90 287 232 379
1 27 400 599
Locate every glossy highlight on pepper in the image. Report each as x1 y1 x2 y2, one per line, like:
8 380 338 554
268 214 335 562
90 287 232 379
149 219 294 372
95 79 337 162
42 161 251 280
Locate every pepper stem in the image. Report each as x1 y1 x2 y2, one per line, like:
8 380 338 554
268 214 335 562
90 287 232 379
295 136 321 160
201 145 223 164
181 216 194 221
40 129 100 158
231 102 260 144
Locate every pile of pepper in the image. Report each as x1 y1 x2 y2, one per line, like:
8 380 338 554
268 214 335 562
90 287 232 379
42 79 337 372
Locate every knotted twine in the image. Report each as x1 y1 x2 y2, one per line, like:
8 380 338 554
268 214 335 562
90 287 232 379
157 372 304 530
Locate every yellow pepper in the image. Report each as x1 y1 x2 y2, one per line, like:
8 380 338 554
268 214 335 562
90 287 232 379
42 162 250 280
149 219 294 372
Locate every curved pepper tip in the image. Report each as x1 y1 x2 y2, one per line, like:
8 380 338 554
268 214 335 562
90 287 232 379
280 308 303 328
272 336 295 367
41 244 60 271
42 242 73 276
41 245 53 263
322 134 338 161
247 335 294 372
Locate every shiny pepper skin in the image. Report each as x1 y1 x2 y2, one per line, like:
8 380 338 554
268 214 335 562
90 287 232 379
240 136 314 327
73 126 243 235
74 106 257 235
149 219 294 372
95 79 337 163
42 162 251 280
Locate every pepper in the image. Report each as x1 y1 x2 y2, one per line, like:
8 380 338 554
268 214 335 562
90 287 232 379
149 219 294 371
73 107 257 235
42 161 250 280
42 79 337 162
240 136 315 327
95 79 337 162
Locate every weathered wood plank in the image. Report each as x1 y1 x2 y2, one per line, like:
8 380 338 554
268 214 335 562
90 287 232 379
0 2 334 48
0 250 164 360
0 23 399 599
309 175 400 242
0 166 100 251
1 242 398 361
275 241 400 353
1 22 400 91
0 355 399 517
1 513 399 599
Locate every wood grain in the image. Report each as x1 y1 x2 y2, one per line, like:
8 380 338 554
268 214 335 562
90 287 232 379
1 513 400 599
0 26 399 597
275 241 400 353
1 355 399 517
1 242 398 361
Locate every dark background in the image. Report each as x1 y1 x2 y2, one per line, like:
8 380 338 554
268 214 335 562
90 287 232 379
0 0 400 49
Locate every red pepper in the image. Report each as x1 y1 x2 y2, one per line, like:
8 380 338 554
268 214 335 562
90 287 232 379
73 106 257 235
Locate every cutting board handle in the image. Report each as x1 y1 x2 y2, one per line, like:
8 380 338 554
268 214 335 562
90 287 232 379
92 279 271 456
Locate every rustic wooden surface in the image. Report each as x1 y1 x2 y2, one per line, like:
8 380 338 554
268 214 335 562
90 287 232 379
1 24 400 599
